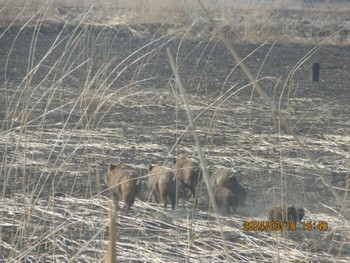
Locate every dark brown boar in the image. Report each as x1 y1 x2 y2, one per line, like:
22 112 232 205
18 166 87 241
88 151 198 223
105 164 140 214
210 169 247 208
214 186 239 214
268 206 304 223
172 156 202 207
297 208 305 222
147 164 176 209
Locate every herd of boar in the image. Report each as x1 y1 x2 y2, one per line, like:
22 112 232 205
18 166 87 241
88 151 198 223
105 156 246 214
105 156 304 224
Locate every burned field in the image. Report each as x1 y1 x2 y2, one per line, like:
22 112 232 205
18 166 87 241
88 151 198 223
0 24 350 262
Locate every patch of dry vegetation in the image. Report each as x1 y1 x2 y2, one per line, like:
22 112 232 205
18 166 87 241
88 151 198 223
1 81 349 261
1 194 349 262
1 0 350 44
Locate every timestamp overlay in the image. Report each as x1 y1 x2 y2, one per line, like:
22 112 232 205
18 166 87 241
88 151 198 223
243 221 329 231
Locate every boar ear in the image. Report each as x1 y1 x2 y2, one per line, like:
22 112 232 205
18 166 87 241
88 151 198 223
148 164 153 172
173 158 177 165
109 164 117 171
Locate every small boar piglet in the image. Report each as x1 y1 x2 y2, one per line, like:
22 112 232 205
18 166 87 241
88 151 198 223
268 205 304 223
214 186 239 214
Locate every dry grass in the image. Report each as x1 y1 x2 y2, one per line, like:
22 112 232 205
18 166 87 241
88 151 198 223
1 194 349 261
1 0 350 44
1 84 349 261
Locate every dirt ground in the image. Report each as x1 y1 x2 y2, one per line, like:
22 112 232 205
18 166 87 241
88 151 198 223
0 24 349 262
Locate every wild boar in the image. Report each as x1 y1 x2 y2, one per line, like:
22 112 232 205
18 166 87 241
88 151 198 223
214 186 239 214
268 206 304 223
147 164 176 209
172 156 202 207
105 164 140 214
297 208 305 222
210 169 247 208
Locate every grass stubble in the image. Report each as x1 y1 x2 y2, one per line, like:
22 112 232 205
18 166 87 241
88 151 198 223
0 0 350 262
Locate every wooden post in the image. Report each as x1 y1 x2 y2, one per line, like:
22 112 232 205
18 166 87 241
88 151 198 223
312 62 320 82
